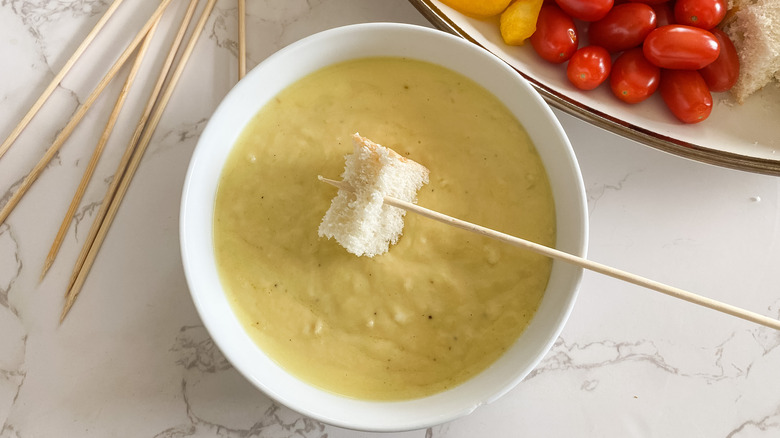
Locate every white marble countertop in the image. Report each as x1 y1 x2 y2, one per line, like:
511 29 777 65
1 1 779 437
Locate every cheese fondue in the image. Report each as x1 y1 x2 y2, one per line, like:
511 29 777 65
213 57 555 400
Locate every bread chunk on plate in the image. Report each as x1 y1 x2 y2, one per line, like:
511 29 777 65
722 0 780 103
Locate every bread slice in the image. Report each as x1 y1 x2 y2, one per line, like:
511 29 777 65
318 133 430 257
721 0 780 103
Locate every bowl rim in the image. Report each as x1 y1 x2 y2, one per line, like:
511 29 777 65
180 22 589 432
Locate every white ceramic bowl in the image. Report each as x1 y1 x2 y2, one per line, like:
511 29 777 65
180 22 588 432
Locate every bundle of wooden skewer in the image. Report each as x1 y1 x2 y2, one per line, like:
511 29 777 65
0 0 248 321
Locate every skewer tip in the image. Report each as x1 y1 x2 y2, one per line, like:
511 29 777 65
60 282 82 323
318 175 350 191
60 298 74 323
39 260 52 282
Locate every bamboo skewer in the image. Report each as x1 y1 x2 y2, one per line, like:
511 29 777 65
319 176 780 332
238 0 247 80
0 0 126 162
62 0 219 321
39 16 162 281
64 0 201 296
0 0 176 227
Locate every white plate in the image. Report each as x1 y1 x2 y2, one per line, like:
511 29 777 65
410 0 780 175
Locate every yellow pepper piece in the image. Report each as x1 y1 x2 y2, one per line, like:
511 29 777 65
500 0 544 45
439 0 513 18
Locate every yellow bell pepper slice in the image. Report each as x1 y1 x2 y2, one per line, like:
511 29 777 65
500 0 544 45
439 0 513 18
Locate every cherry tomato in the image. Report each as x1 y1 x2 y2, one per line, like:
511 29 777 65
567 46 612 90
588 3 657 52
554 0 614 21
643 25 720 69
660 69 713 123
610 48 661 103
674 0 727 29
651 2 675 26
699 28 740 92
531 5 579 63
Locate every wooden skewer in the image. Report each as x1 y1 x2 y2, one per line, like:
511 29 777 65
40 16 162 281
319 176 780 331
63 0 201 295
238 0 247 80
62 0 219 322
0 0 176 227
0 0 126 161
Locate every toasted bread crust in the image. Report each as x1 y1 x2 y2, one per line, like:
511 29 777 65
721 0 780 103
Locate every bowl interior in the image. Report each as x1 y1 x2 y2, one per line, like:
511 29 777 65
180 22 588 432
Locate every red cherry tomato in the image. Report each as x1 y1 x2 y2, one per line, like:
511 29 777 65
554 0 614 21
610 48 661 103
531 5 579 64
674 0 727 29
588 3 657 52
567 46 612 90
643 25 720 69
699 28 740 92
660 69 713 123
651 2 675 26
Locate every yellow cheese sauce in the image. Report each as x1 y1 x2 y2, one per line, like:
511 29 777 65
213 57 555 400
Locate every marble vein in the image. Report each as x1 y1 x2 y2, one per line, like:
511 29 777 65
274 0 321 44
0 344 27 434
72 199 102 241
0 181 24 224
755 302 780 356
584 171 637 217
1 0 108 81
527 323 780 385
2 1 107 27
162 325 329 438
0 423 21 438
151 119 208 157
0 224 23 314
209 6 238 56
208 0 323 66
0 225 27 438
154 379 328 438
526 337 680 381
726 403 780 438
171 325 231 373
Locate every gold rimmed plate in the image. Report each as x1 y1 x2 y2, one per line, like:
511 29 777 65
409 0 780 176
